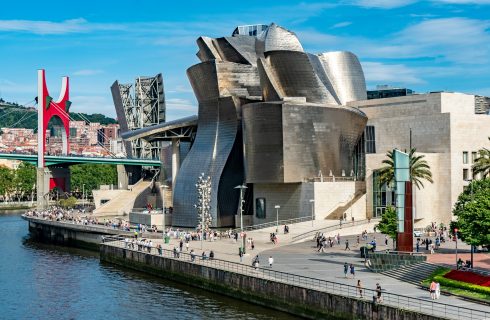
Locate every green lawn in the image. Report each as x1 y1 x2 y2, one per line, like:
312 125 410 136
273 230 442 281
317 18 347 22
422 267 490 302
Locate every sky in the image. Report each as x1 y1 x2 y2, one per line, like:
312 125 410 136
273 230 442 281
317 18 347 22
0 0 490 121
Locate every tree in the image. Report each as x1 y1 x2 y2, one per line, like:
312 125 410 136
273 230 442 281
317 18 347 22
378 148 433 189
70 164 117 198
452 179 490 249
375 206 398 249
472 138 490 178
13 162 36 202
0 165 14 202
59 196 77 208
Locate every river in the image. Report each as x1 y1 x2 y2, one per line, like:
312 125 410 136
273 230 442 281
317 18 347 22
0 213 297 320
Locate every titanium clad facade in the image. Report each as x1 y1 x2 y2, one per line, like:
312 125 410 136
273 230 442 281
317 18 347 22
172 96 243 228
317 52 367 105
242 102 367 183
169 23 368 227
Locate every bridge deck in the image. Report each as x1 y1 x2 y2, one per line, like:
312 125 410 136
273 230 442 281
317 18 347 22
0 153 161 166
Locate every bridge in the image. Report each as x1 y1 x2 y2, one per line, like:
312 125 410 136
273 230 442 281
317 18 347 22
0 153 161 167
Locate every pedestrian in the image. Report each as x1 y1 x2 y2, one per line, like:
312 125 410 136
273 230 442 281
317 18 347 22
430 281 436 300
430 243 435 254
337 233 341 245
350 264 355 278
179 239 183 251
357 280 363 298
185 241 189 251
253 255 259 269
416 241 420 253
343 262 348 278
251 239 255 250
426 238 429 251
356 235 360 246
268 256 274 268
345 239 351 251
384 235 388 246
190 249 195 262
173 247 178 258
376 283 382 302
239 248 243 262
435 282 441 299
209 250 214 260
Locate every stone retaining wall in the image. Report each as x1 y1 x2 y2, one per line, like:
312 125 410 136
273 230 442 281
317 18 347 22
100 244 443 320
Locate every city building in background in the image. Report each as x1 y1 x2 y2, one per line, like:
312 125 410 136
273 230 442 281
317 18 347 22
367 85 413 100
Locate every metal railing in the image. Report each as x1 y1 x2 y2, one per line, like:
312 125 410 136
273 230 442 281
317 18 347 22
291 218 378 242
101 238 489 320
231 216 313 233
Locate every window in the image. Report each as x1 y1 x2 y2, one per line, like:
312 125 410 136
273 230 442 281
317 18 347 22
365 126 376 154
472 152 477 163
463 168 469 181
463 152 468 164
256 198 266 219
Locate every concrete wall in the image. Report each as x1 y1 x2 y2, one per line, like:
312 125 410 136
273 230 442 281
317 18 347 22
352 92 490 228
100 244 444 320
252 181 367 224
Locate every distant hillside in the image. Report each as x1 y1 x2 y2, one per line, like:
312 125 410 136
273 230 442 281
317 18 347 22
0 99 117 130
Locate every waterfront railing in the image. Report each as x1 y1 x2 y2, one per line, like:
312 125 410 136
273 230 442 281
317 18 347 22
231 216 313 233
102 238 489 320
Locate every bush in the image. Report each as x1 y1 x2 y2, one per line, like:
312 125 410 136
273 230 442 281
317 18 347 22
425 267 490 297
435 275 490 296
59 196 77 208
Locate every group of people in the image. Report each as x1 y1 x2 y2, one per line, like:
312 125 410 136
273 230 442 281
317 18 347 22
429 281 441 300
316 233 342 252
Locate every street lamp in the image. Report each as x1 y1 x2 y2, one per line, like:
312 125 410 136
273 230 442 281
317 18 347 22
160 184 169 243
82 184 85 208
309 199 315 227
235 184 247 254
274 205 280 233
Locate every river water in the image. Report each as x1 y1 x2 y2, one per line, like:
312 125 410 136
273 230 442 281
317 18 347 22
0 214 297 320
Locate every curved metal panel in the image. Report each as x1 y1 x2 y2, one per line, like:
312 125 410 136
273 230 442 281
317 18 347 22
257 23 304 53
243 102 367 183
172 97 241 228
264 51 337 104
317 51 367 104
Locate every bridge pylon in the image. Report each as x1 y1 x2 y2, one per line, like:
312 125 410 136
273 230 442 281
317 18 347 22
37 70 71 209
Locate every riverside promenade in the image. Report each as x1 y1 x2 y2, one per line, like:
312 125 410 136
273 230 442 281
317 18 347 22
101 225 490 320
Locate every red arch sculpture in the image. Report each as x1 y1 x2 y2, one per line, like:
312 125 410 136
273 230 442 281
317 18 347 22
37 69 71 168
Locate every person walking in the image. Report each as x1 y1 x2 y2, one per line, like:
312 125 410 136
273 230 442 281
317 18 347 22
435 282 441 299
356 235 360 246
345 239 351 251
337 233 341 245
253 255 259 269
357 280 363 298
376 283 382 302
343 262 348 278
384 235 388 246
350 264 355 278
268 256 274 268
190 249 196 262
430 281 436 300
185 241 190 252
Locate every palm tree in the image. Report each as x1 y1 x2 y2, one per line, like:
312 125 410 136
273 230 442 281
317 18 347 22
378 148 433 189
472 138 490 178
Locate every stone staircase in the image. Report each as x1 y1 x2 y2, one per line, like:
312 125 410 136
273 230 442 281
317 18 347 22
93 180 152 217
380 262 441 285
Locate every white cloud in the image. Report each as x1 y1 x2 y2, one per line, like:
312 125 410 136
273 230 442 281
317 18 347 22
166 98 197 112
0 18 126 35
433 0 490 4
73 69 103 76
351 0 417 8
332 21 352 28
362 61 425 85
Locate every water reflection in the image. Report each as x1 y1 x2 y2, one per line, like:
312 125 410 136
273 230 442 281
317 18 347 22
0 214 297 320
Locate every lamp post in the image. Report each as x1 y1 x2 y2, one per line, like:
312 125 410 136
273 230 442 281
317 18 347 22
160 185 169 243
235 184 247 254
274 205 280 233
309 199 315 227
455 228 459 268
82 184 85 208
